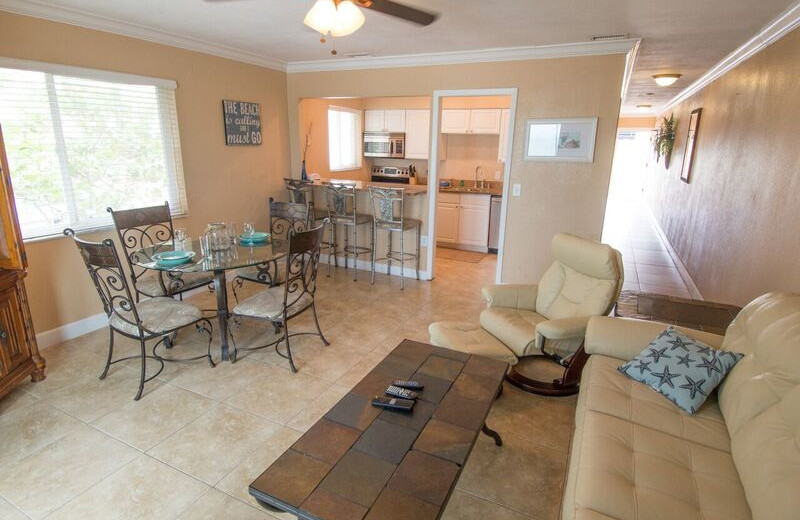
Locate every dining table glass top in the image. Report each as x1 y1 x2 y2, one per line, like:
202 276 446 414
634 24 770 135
134 238 288 273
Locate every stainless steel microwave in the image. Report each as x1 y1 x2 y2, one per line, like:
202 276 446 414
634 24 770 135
363 132 405 158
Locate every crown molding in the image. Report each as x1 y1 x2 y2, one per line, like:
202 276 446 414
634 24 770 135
285 38 639 73
0 0 288 71
660 1 800 113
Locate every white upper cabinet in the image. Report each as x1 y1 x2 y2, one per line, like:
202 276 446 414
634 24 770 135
441 109 502 134
364 109 406 133
497 109 511 162
404 110 430 160
441 109 470 134
468 109 502 134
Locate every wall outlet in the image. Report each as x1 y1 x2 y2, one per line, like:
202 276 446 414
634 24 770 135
512 183 521 197
494 170 501 180
420 236 429 247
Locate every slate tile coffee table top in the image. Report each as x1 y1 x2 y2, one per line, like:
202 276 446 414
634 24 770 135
249 339 508 520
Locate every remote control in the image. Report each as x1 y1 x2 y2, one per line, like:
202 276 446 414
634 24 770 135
371 396 415 411
385 385 419 400
392 380 424 390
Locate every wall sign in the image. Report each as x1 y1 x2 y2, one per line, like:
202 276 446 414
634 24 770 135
222 100 262 146
523 117 598 162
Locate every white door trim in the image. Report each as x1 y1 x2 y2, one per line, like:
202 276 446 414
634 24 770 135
426 88 518 283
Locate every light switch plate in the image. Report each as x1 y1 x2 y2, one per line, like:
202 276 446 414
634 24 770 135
494 170 501 180
420 236 429 247
512 183 521 197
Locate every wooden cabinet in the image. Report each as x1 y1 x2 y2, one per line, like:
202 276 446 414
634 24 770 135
441 109 502 135
497 109 511 163
364 109 405 133
404 110 431 160
436 192 490 251
0 124 45 398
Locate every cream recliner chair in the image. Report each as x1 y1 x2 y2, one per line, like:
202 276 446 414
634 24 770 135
431 233 623 395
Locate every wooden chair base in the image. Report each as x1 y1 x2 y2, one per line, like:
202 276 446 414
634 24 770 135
504 344 589 396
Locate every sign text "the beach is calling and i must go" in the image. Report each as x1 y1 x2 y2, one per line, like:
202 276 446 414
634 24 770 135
222 100 262 146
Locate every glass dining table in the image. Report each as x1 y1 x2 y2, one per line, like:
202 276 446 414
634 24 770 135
134 238 288 362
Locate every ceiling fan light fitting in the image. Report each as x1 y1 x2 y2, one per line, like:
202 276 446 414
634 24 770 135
304 0 337 35
331 0 366 37
652 73 681 87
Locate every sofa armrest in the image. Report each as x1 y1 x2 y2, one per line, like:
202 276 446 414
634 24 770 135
585 316 725 361
536 316 591 341
481 284 538 310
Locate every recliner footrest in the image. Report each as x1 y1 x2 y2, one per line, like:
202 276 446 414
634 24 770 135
428 321 518 365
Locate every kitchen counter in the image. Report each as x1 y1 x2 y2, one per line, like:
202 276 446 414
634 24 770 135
439 185 503 196
315 180 427 196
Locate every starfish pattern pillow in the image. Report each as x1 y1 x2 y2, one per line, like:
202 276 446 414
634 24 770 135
618 326 744 414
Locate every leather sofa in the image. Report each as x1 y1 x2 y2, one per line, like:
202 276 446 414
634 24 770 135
561 292 800 520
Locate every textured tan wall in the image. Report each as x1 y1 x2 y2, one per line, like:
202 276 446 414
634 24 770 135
287 55 626 283
618 116 656 129
0 11 291 333
646 28 800 306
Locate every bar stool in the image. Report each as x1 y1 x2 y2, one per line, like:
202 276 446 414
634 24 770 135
323 182 373 281
284 178 337 275
367 186 422 290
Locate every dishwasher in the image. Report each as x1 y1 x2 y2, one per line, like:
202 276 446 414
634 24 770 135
488 195 502 253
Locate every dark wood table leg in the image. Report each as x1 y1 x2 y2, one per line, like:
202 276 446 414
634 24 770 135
481 424 503 446
213 270 231 361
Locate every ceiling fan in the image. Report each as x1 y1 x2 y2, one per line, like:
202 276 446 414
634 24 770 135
203 0 438 54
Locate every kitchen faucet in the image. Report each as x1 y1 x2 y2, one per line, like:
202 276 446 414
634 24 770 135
474 166 484 189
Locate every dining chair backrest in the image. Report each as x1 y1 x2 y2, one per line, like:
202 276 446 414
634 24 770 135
106 202 174 290
63 228 143 335
323 182 358 224
282 219 327 313
284 178 314 206
368 186 405 231
269 197 310 240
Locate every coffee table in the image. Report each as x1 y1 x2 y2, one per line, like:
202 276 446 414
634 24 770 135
249 339 508 520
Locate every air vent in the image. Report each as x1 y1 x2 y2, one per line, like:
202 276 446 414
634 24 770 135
345 52 372 58
590 33 629 41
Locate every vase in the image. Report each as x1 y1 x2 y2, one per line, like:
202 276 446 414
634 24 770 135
301 160 308 181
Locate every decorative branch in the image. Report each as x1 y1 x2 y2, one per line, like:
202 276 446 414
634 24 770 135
301 121 313 162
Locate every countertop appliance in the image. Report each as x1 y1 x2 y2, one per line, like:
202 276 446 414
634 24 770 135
364 132 405 158
488 195 502 253
371 165 410 184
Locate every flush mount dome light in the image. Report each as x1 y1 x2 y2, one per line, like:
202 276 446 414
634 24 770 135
636 104 653 113
304 0 365 39
652 73 681 87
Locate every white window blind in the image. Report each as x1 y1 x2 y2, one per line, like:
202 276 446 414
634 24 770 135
328 106 362 172
0 60 188 240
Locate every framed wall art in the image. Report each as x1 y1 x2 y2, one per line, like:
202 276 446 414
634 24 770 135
523 117 598 162
680 108 702 183
222 99 262 146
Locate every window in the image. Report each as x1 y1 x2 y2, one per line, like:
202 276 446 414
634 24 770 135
328 106 362 172
0 60 188 239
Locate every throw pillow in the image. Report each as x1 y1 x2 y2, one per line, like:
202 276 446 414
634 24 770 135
618 326 743 414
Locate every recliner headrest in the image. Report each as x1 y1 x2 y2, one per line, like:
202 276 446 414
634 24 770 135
551 233 620 280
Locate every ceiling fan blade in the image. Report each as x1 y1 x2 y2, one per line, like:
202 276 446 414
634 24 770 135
355 0 438 26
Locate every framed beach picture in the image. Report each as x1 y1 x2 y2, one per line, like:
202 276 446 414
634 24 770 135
680 108 702 183
524 117 598 162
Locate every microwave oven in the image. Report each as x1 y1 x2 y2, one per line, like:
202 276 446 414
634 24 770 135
363 132 405 158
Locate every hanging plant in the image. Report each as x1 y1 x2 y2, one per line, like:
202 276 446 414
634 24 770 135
652 113 676 168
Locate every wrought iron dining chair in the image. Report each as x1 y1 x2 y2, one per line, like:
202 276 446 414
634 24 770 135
230 219 329 369
323 182 373 281
232 197 309 302
107 202 213 301
64 229 215 401
284 178 337 275
368 186 422 290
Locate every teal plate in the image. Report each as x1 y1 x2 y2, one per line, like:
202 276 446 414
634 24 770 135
153 250 195 267
239 232 270 245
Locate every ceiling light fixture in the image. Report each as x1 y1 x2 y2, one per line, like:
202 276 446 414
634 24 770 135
652 73 681 87
304 0 365 41
636 104 653 113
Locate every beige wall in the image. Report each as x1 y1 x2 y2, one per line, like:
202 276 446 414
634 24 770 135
0 12 291 333
298 97 368 181
287 55 626 283
645 28 800 306
618 116 656 129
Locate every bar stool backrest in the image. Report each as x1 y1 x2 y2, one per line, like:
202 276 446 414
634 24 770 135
323 182 358 224
368 186 405 231
269 197 310 240
284 178 314 206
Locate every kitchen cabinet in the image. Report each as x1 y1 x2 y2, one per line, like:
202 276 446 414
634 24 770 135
436 192 491 251
441 109 502 135
404 110 430 160
497 108 511 163
364 109 405 133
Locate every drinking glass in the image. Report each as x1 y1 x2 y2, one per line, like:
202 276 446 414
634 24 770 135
199 235 210 257
174 228 187 251
228 223 237 245
243 221 255 237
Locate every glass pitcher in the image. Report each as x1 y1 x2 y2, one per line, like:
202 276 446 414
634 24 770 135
205 222 231 252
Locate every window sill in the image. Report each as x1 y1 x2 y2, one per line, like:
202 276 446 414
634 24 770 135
23 212 189 244
329 167 363 173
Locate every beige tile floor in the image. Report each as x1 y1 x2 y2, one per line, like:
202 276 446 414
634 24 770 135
0 252 575 520
602 200 699 299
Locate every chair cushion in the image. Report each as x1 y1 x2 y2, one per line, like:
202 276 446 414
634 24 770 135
480 307 548 357
135 270 213 297
110 297 202 336
428 321 518 365
233 286 313 320
536 262 618 321
618 326 743 414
